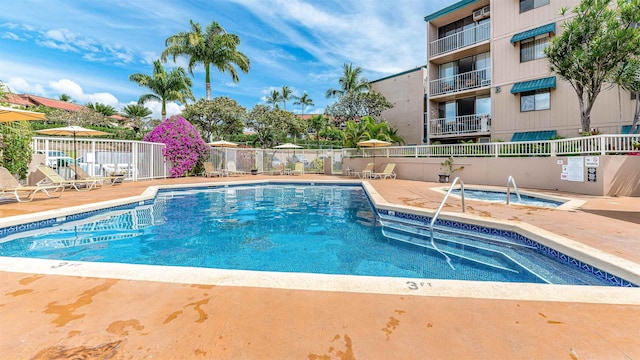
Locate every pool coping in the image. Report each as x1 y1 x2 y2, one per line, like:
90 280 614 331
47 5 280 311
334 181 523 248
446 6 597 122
1 179 639 305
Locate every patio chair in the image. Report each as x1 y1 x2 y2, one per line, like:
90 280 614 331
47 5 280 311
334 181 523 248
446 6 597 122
371 163 397 180
290 162 304 176
352 163 375 179
226 161 246 176
202 162 224 177
0 166 64 202
36 165 100 191
67 166 124 186
268 164 284 175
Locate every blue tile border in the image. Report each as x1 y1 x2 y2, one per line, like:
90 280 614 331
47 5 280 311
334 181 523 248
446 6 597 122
376 209 637 287
0 181 636 288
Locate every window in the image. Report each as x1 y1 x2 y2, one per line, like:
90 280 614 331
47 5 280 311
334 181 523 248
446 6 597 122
520 89 550 112
520 34 550 62
520 0 549 13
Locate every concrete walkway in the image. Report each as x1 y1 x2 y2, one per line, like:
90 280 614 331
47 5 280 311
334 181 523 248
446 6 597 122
1 175 639 359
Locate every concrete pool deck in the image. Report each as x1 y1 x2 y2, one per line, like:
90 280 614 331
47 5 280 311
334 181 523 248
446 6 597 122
1 175 639 358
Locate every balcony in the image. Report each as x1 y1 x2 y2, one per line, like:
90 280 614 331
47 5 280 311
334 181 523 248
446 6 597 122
430 68 491 96
428 114 491 137
430 21 490 58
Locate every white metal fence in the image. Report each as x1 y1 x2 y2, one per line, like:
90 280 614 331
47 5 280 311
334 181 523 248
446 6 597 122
343 134 640 158
32 137 167 181
206 147 343 174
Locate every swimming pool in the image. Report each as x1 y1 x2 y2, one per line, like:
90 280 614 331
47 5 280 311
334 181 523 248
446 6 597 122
0 183 632 286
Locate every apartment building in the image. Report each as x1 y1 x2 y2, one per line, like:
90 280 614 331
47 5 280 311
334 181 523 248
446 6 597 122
374 0 636 145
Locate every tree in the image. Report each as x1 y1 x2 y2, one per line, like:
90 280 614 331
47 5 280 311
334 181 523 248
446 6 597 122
0 81 8 105
86 102 117 117
245 105 278 148
326 63 370 99
280 85 296 110
129 60 195 120
611 58 640 134
143 116 208 177
293 92 314 116
307 114 329 148
122 103 153 134
265 89 281 109
59 93 73 102
0 121 32 179
44 107 111 127
342 116 405 148
162 20 250 100
182 97 245 142
545 0 640 132
324 90 393 125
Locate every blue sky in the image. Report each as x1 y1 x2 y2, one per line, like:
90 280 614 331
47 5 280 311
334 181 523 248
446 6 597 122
0 0 457 119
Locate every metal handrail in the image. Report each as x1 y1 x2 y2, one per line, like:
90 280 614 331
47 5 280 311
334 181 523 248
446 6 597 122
428 177 466 270
506 175 522 205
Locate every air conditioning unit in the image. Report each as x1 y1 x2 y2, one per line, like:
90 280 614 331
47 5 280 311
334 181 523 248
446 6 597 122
473 6 490 21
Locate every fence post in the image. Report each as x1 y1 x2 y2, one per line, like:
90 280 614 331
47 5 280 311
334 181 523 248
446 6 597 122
550 140 557 157
132 142 138 182
493 143 499 157
600 135 606 155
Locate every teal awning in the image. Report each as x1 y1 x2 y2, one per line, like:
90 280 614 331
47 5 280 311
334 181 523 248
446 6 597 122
511 76 556 94
510 23 556 43
511 130 557 142
622 125 640 134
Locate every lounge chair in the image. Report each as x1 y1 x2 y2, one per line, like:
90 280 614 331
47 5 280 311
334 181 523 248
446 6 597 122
268 164 284 175
371 163 397 179
352 163 375 178
226 161 246 176
202 162 224 177
289 162 304 176
36 165 100 191
0 166 64 202
67 166 124 186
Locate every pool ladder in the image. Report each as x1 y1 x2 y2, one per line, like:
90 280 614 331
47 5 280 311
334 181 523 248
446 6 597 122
428 177 466 270
506 176 522 205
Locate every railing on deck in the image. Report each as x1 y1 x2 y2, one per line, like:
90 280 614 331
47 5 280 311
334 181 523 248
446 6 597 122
32 137 167 181
429 21 490 57
343 134 640 158
429 114 491 136
430 68 491 96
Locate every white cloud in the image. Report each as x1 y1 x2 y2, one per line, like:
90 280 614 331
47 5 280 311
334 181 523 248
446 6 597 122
2 32 23 41
6 77 46 94
139 99 184 120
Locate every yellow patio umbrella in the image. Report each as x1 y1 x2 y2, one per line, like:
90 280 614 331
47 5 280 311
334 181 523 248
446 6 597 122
357 139 391 163
208 140 238 147
0 106 46 122
36 125 109 179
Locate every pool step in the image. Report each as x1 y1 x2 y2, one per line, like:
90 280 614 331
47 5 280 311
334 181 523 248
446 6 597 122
378 216 547 281
380 225 524 274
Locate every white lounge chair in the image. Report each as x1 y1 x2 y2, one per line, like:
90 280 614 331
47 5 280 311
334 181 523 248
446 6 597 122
0 166 64 202
371 163 397 180
36 165 100 191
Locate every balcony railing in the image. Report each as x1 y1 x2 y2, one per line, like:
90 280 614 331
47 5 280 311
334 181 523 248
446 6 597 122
430 68 491 96
428 114 491 137
430 21 490 58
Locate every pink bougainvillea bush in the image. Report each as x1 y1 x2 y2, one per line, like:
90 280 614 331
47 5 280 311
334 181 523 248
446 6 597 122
144 116 208 177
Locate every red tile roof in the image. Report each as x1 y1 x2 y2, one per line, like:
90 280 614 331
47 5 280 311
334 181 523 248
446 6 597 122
5 93 85 112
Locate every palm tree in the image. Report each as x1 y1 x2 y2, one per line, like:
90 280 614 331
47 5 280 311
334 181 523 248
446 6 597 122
326 63 371 99
161 20 250 100
129 60 195 120
307 114 328 148
280 85 296 110
265 89 281 109
293 92 314 116
59 93 73 102
122 103 153 134
86 102 117 116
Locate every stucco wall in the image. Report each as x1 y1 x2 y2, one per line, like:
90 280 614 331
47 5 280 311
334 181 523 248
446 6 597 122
344 155 640 196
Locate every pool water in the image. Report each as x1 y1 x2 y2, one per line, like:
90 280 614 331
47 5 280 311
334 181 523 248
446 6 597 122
0 185 613 285
452 188 564 208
